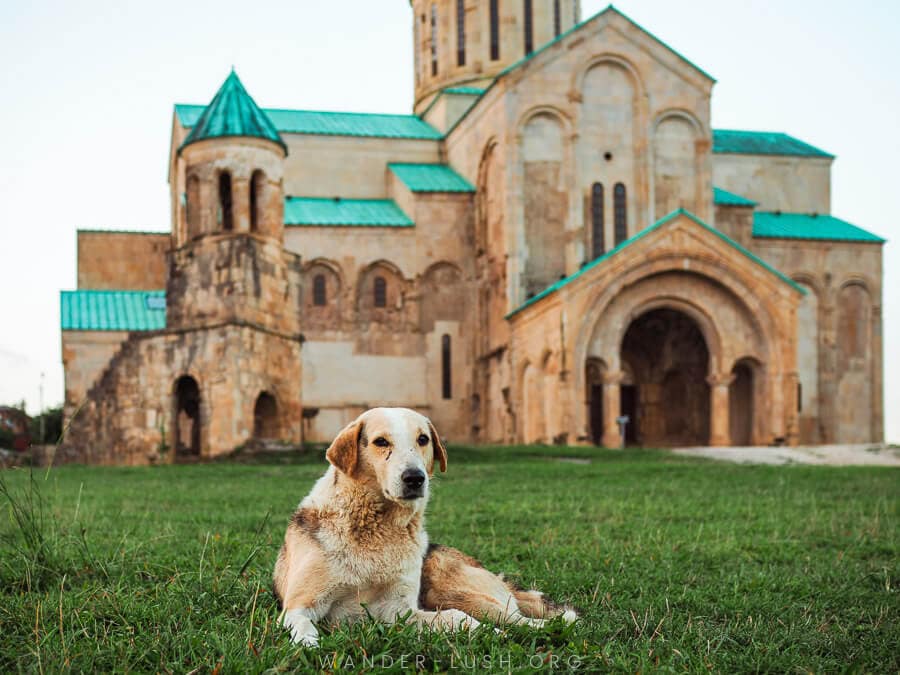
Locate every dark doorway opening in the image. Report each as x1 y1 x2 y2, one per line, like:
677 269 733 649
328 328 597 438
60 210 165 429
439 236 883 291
730 362 755 446
590 384 604 445
620 308 710 446
254 392 279 440
621 384 638 444
174 376 201 457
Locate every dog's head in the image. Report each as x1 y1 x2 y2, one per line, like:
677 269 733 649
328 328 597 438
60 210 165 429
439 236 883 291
326 408 448 504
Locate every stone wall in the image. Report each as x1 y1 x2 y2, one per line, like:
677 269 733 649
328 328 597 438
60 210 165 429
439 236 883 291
750 238 884 443
77 231 169 290
61 330 130 420
166 235 302 337
712 154 832 214
62 325 302 465
283 187 476 443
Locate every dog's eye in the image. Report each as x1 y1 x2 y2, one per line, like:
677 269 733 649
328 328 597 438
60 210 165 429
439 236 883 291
373 437 390 448
417 434 429 447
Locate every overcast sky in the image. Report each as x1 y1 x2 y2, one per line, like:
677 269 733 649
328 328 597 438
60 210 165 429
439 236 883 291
0 0 896 441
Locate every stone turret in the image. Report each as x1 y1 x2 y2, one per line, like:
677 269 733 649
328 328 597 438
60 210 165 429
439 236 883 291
411 0 581 111
167 71 300 336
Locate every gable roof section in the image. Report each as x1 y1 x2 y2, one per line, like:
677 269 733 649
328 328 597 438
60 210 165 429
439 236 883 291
284 197 413 227
180 71 286 153
507 208 804 318
499 5 715 83
753 212 884 243
389 163 475 193
176 104 442 141
713 130 834 158
61 290 166 332
713 186 757 207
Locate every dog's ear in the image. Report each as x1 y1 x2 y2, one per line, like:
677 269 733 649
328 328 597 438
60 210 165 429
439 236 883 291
326 419 364 476
428 420 448 474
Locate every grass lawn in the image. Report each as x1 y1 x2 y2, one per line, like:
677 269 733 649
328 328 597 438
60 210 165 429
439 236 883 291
1 446 897 673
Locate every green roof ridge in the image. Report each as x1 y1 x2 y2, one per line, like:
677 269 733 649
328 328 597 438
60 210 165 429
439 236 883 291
498 5 715 83
443 86 487 95
713 186 757 207
179 71 286 153
712 129 834 158
507 208 804 318
388 163 476 193
284 197 414 228
753 211 884 243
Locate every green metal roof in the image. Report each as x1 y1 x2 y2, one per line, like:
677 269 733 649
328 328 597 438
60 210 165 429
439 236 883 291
753 212 884 243
507 208 804 318
713 186 757 207
284 197 414 227
180 71 286 153
443 86 487 96
388 163 475 193
712 130 833 158
61 290 166 332
176 104 442 141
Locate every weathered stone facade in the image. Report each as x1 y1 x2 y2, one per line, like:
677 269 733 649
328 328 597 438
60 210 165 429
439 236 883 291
60 5 884 462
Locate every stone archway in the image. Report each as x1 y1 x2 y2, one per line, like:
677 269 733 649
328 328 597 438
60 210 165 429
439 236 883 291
174 376 201 457
253 392 279 441
620 308 710 446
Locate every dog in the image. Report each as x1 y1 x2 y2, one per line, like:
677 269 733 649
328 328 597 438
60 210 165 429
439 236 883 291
273 407 577 646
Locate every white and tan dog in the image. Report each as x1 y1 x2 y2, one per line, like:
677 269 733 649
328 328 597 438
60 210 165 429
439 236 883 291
273 407 577 646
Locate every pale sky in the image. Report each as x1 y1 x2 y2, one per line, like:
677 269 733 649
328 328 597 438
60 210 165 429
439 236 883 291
0 0 896 441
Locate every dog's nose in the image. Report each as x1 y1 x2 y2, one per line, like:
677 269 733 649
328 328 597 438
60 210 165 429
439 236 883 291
401 468 426 490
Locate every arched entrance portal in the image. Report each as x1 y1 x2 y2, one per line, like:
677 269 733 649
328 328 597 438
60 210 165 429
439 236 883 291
620 309 710 446
174 376 201 457
254 392 279 440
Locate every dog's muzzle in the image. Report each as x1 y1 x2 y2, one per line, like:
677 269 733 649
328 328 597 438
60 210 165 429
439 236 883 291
400 468 427 499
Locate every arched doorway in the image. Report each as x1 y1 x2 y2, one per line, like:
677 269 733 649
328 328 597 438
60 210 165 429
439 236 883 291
620 309 710 446
585 358 606 445
729 361 755 446
174 376 201 457
254 392 279 440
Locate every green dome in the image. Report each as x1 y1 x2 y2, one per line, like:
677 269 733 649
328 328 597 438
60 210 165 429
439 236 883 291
180 70 286 154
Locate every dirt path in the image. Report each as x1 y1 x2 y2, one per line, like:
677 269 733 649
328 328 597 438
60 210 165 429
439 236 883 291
672 444 900 466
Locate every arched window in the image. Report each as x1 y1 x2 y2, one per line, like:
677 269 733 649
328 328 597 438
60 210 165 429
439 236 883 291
456 0 466 66
218 171 233 231
250 170 265 233
553 0 561 37
591 182 604 259
441 334 452 399
374 276 387 308
614 182 627 246
313 274 327 306
489 0 500 61
523 0 534 55
430 4 438 76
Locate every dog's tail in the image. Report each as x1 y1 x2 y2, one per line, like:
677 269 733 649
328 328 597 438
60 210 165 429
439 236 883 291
511 588 579 623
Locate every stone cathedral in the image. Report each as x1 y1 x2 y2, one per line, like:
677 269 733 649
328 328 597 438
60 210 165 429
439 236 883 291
60 3 884 463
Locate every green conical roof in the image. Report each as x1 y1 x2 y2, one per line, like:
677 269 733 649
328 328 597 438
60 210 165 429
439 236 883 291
180 70 286 154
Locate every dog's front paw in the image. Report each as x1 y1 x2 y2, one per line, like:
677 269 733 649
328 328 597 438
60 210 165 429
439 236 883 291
290 628 319 647
283 609 319 647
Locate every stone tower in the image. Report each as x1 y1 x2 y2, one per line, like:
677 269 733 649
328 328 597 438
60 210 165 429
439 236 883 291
169 70 298 336
411 0 581 111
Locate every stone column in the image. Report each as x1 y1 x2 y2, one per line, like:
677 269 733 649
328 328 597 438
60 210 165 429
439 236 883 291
232 177 251 233
601 371 625 449
708 373 735 447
